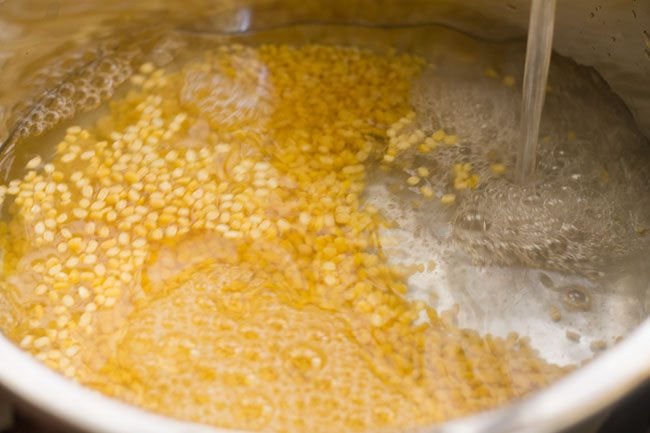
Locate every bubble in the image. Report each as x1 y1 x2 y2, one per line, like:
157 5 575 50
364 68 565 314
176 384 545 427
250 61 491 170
561 285 591 311
455 209 491 231
234 396 274 426
285 344 326 374
180 46 271 129
4 26 168 148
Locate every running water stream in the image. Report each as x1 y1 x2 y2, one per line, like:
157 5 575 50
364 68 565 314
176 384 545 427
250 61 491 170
516 0 557 184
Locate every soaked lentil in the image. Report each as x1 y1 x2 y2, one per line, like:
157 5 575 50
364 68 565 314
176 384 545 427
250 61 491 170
0 44 568 432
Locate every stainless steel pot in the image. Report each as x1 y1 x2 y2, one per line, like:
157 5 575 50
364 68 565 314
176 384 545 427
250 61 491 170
0 1 648 433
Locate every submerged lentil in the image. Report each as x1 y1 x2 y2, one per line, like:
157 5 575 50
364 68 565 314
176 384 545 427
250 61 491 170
0 44 568 432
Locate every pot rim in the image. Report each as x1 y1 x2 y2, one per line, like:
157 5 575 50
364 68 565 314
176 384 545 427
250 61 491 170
0 319 649 433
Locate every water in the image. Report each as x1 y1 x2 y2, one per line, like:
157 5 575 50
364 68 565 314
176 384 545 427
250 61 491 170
515 0 557 184
0 11 648 433
0 37 573 432
362 23 650 363
1 17 647 362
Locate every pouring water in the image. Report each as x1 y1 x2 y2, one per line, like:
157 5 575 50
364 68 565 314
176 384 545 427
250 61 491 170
516 0 557 184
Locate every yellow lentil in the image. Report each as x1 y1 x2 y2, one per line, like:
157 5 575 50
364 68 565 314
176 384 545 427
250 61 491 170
490 163 507 175
502 75 516 87
420 185 434 198
441 193 457 205
432 129 446 141
407 175 421 186
549 306 562 322
566 330 581 342
590 340 607 352
484 67 499 79
444 134 459 145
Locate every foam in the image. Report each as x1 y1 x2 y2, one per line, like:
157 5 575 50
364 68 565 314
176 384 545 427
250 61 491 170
3 25 168 149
